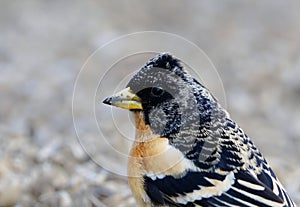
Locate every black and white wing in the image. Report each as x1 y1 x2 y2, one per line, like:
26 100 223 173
143 166 296 207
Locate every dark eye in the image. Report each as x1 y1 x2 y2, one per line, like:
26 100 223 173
151 87 164 96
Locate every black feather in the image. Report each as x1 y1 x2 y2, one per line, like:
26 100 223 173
144 171 215 198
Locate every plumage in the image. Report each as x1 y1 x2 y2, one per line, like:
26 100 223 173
103 53 296 207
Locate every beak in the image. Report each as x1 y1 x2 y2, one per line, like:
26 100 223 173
103 87 143 110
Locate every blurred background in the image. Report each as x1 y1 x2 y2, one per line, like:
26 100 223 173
0 1 300 206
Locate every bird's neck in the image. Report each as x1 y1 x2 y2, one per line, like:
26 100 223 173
133 111 160 144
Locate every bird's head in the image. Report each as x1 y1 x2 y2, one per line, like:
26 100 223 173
103 53 223 139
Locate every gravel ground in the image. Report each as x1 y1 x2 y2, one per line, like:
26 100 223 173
0 1 300 206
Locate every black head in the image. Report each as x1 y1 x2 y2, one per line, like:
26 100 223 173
128 53 189 109
126 53 222 138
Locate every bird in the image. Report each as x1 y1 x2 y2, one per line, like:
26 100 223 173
103 53 296 207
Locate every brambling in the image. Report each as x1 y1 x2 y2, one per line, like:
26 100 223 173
103 53 296 207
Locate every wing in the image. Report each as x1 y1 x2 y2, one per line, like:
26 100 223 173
143 168 295 207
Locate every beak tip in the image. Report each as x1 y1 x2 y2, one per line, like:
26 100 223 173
103 97 112 105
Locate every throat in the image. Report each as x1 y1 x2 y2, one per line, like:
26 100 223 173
133 111 158 142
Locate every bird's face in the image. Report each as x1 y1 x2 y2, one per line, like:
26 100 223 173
103 53 218 138
103 67 184 137
102 76 177 112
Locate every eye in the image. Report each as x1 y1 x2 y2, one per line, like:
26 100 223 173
151 87 164 96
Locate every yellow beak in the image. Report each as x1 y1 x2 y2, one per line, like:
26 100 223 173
103 87 143 110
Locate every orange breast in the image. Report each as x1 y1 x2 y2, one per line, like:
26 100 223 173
128 138 198 206
127 112 197 206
